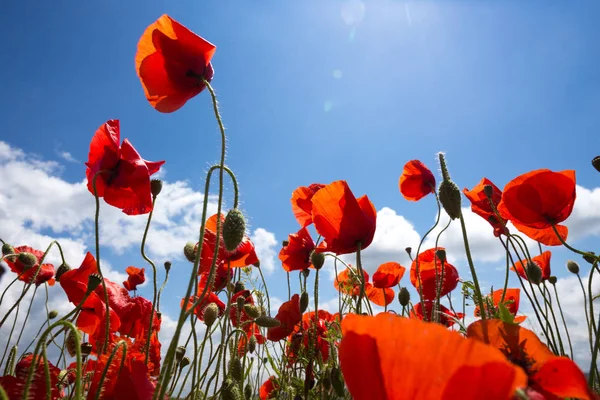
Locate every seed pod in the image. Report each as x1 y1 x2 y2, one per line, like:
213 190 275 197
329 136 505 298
175 346 186 362
87 273 103 292
183 242 196 263
300 292 309 313
81 342 93 357
548 276 557 285
302 269 310 279
583 252 597 265
255 316 281 328
180 356 191 369
435 249 446 264
223 209 246 252
150 179 163 197
164 261 172 272
398 287 410 307
311 252 325 270
567 260 580 274
405 247 412 257
47 310 59 319
55 263 71 281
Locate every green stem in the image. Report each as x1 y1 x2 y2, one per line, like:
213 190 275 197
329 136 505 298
458 213 485 320
355 242 365 314
549 282 573 358
143 195 158 364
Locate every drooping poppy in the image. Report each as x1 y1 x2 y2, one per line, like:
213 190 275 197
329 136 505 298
467 319 593 399
497 169 576 230
339 313 527 400
512 251 551 282
291 183 325 227
123 266 146 291
267 294 302 342
399 160 436 202
372 262 406 288
463 178 507 237
311 180 377 255
3 245 55 286
0 354 63 400
474 288 526 323
409 301 465 327
410 248 459 300
278 227 316 272
259 376 279 400
136 14 216 113
86 120 165 215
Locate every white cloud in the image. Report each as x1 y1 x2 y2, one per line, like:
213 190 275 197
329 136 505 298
57 150 78 163
565 185 600 241
250 228 278 274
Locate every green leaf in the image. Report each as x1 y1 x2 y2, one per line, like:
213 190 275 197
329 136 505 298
498 302 515 324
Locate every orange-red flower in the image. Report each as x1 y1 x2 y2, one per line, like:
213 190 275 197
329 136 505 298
463 178 507 237
267 294 302 341
278 227 315 272
339 313 527 399
410 248 459 300
311 180 377 255
409 301 465 327
372 262 405 288
0 354 62 400
291 183 325 227
123 266 145 291
136 14 216 113
513 251 551 282
86 120 165 215
3 245 55 286
229 289 256 327
399 160 436 201
181 291 225 321
334 266 395 306
497 169 576 230
260 376 279 400
467 319 593 399
474 289 526 323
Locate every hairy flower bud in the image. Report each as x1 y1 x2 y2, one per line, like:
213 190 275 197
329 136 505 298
548 276 557 285
248 335 257 354
221 379 242 400
583 252 597 265
398 287 410 307
311 251 325 270
48 310 59 319
179 356 191 369
87 273 103 292
300 292 309 313
438 180 462 220
526 262 543 285
244 384 252 400
244 304 260 319
255 316 281 328
150 179 163 197
223 209 246 252
236 296 246 310
204 303 219 327
66 330 82 357
234 281 245 293
2 243 16 262
55 263 71 282
592 156 600 173
229 357 243 382
567 260 580 274
175 346 186 362
183 242 196 263
18 252 38 270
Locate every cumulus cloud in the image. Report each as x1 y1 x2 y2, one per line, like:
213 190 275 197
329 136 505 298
250 228 278 274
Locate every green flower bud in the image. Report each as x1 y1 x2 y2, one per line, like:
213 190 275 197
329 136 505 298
229 357 243 382
300 291 309 313
247 335 257 354
204 303 219 327
526 262 543 285
236 296 246 310
438 180 462 220
48 310 59 319
66 330 82 357
184 242 196 263
243 304 260 319
311 251 325 270
567 260 580 274
255 316 281 328
223 209 246 252
244 384 252 400
398 287 410 307
234 281 245 293
2 243 16 262
221 379 242 400
55 263 71 281
18 252 38 270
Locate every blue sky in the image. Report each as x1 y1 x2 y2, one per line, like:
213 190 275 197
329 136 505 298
1 0 600 366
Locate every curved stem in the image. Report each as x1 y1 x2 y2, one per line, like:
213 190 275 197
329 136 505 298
550 282 573 359
142 195 158 364
458 213 485 320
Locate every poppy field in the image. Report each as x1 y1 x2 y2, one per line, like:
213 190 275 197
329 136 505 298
1 12 600 400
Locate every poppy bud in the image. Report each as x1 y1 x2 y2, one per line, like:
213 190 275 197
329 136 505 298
48 310 58 319
229 357 243 381
221 379 242 400
567 260 580 274
300 292 309 313
583 252 597 265
66 330 82 357
398 287 410 307
311 252 325 270
164 261 171 272
234 281 245 293
204 303 219 327
483 184 494 198
227 282 236 293
248 335 257 354
55 263 71 281
81 342 93 357
282 240 290 247
183 242 196 263
592 156 600 173
87 273 103 292
526 262 543 285
438 180 462 220
18 252 38 270
548 276 557 285
244 384 252 400
302 269 311 279
330 367 345 397
223 209 246 252
150 179 163 197
236 296 246 310
405 247 412 256
253 260 261 268
175 346 186 362
255 316 281 328
244 304 260 319
180 356 191 369
1 243 16 262
435 249 446 264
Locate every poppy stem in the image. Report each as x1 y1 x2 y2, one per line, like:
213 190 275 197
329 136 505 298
458 213 486 321
548 281 573 359
500 250 510 304
355 242 365 314
157 264 170 312
537 285 565 356
550 223 599 262
576 272 594 356
142 195 158 364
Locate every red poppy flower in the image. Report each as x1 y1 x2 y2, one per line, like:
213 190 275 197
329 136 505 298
467 320 593 399
372 262 405 288
474 289 526 323
511 221 569 247
287 310 335 363
229 289 255 327
3 245 55 286
181 291 225 321
399 160 436 201
260 376 279 400
267 294 302 342
339 313 527 399
291 183 325 227
279 227 316 272
463 178 507 237
365 283 395 307
237 322 265 356
0 354 62 400
410 248 459 300
123 266 145 291
334 266 369 296
198 265 232 293
136 14 216 113
86 120 165 215
513 251 551 282
311 180 377 255
497 169 576 230
409 301 465 327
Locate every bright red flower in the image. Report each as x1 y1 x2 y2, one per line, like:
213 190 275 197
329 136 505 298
339 313 527 399
513 251 551 282
410 248 459 300
399 160 436 201
365 284 395 307
86 120 165 215
0 354 62 400
372 262 405 288
511 221 569 247
279 227 316 272
311 180 377 255
468 320 593 400
409 301 465 327
267 294 302 342
287 310 335 363
291 183 325 227
181 291 225 321
123 266 145 291
497 169 576 230
474 289 526 323
136 14 216 113
3 245 55 286
463 178 507 237
260 376 279 400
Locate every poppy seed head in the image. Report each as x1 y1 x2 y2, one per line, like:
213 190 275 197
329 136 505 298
234 281 245 293
87 273 103 292
592 156 600 173
398 287 410 307
175 346 186 362
548 276 557 285
179 356 191 369
81 342 93 357
483 184 494 198
150 179 163 197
